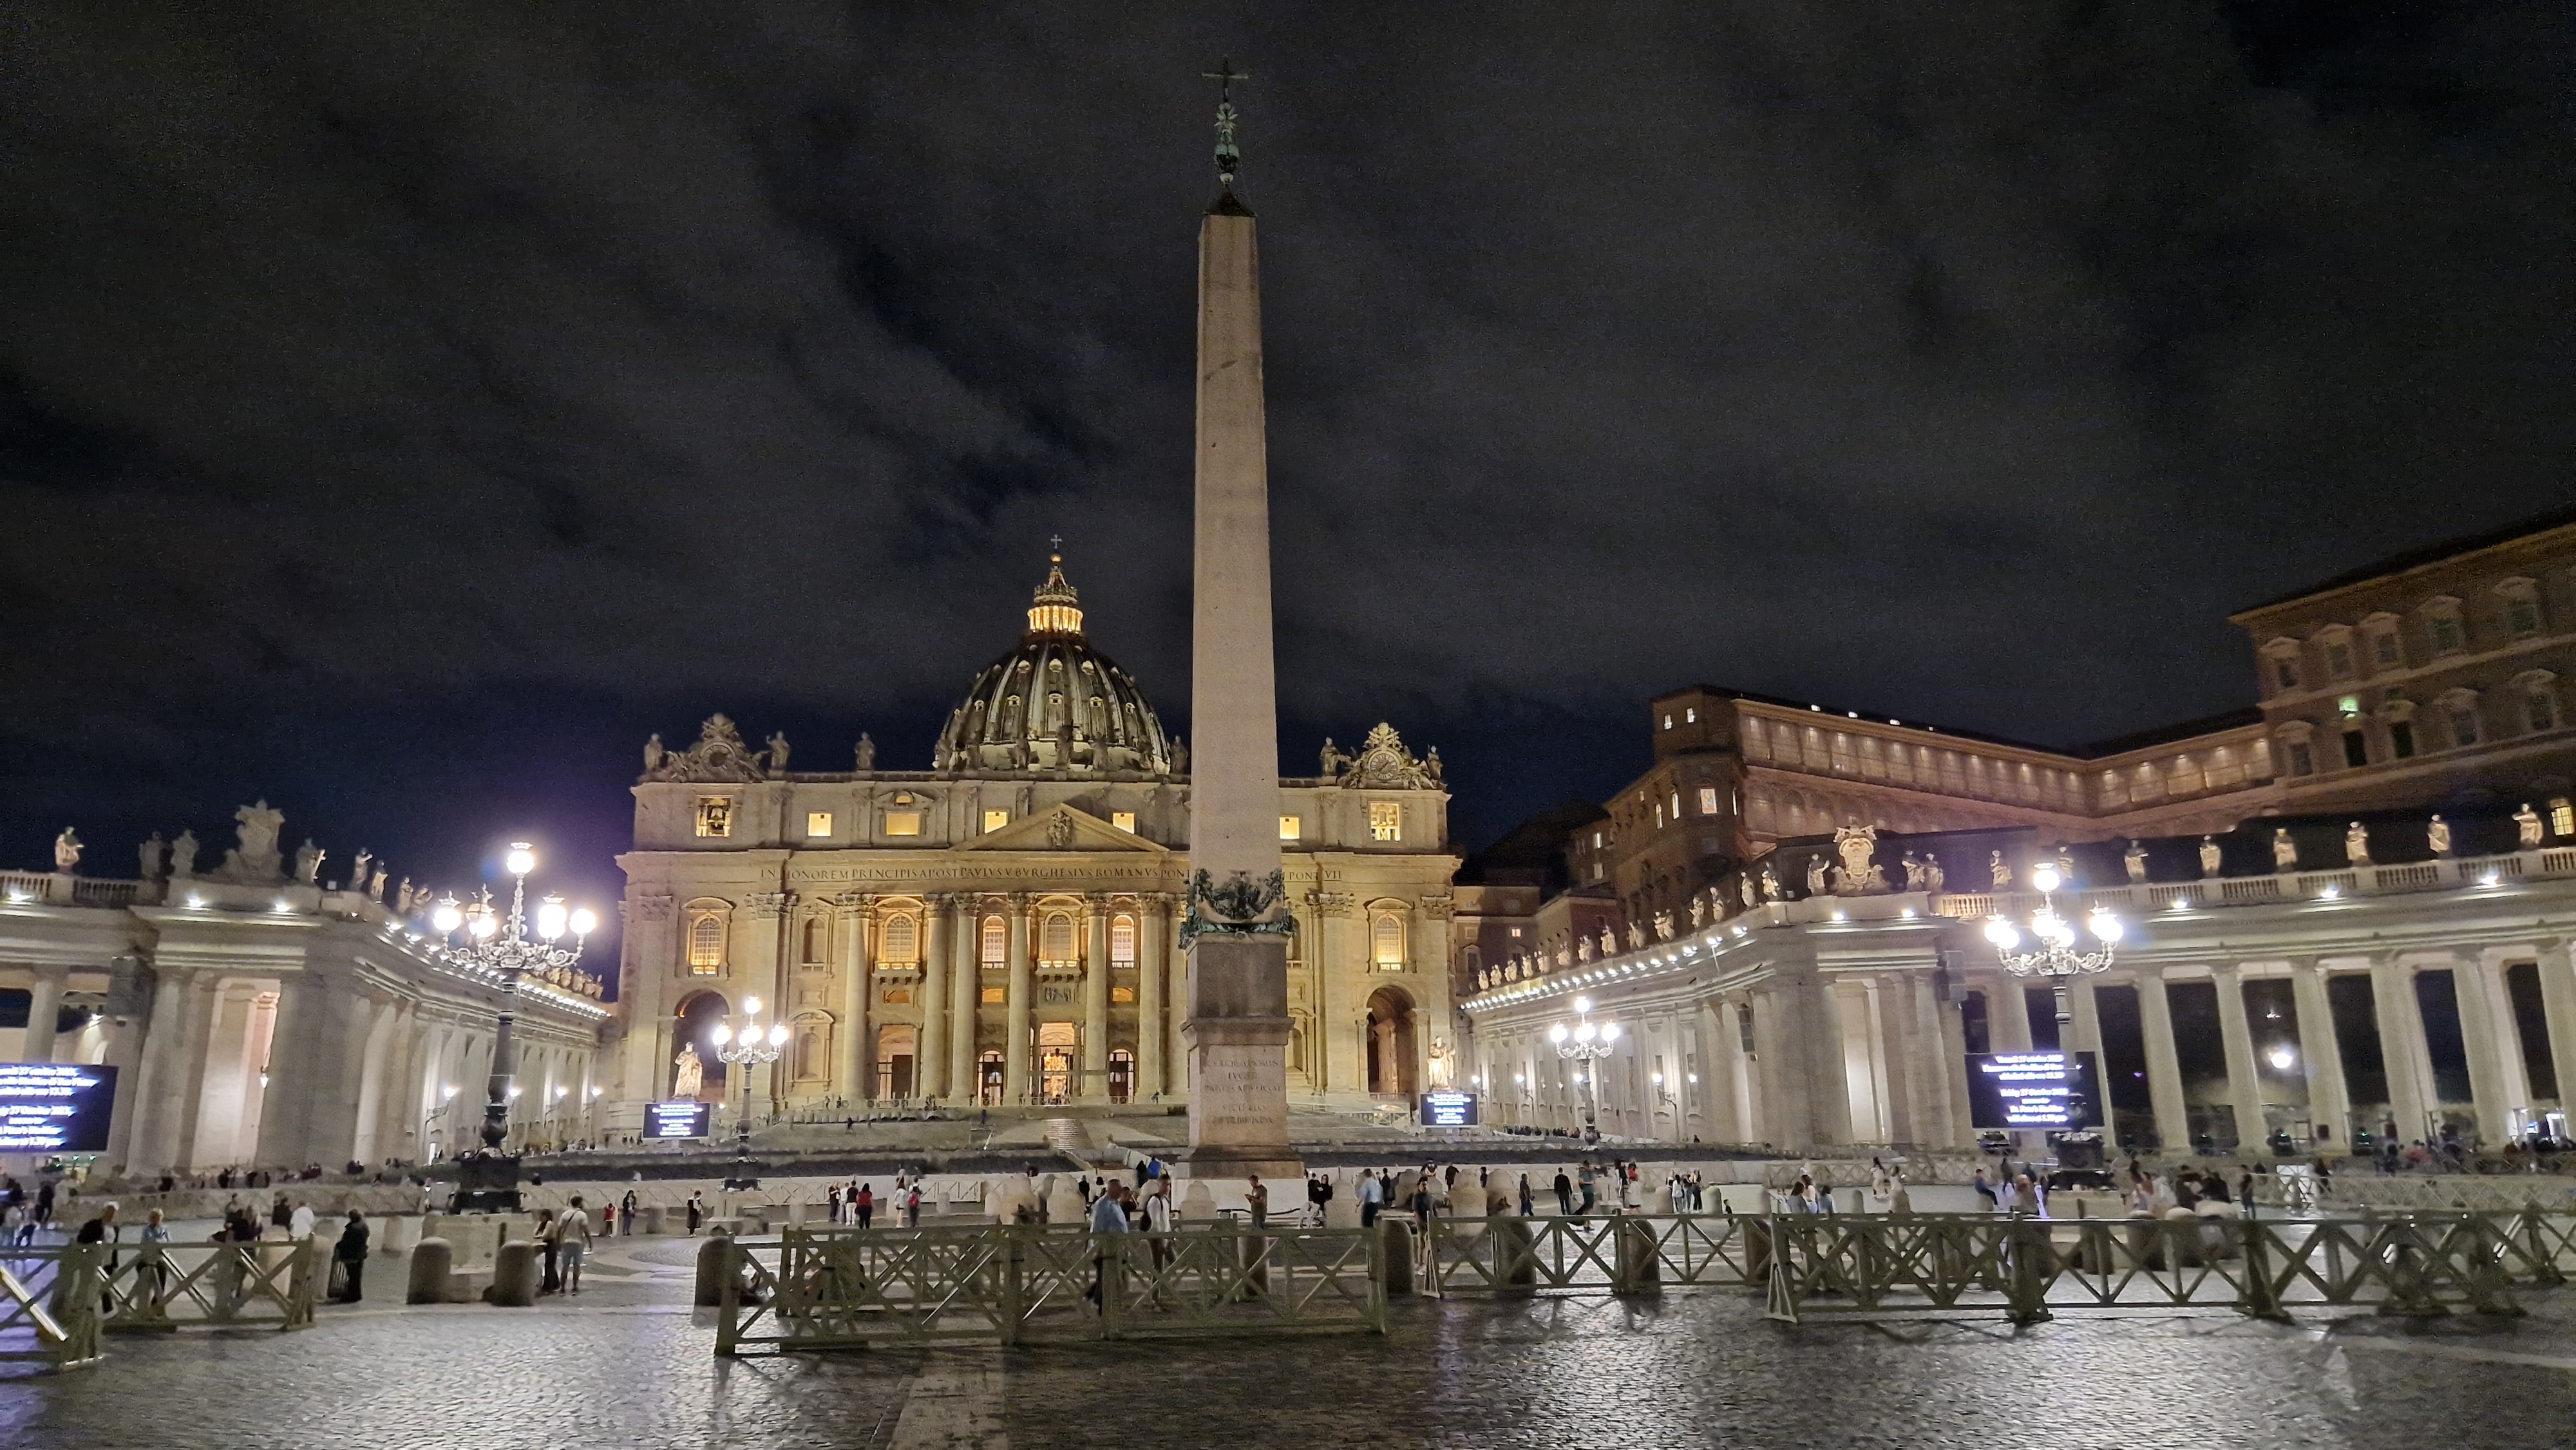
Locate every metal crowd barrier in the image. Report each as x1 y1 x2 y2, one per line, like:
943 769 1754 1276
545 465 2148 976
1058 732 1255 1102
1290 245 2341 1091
714 1222 1385 1355
0 1239 323 1370
0 1245 104 1370
1420 1212 1757 1294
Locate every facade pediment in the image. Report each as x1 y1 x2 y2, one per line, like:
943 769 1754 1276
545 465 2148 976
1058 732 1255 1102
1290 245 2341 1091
954 803 1163 854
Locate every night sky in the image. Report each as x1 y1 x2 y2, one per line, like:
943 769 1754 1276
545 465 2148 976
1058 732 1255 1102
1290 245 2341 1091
1 4 2568 918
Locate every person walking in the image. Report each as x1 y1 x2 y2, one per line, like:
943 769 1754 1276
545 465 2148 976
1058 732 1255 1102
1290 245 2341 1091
1553 1169 1573 1216
905 1183 922 1227
558 1198 594 1294
1084 1182 1130 1310
2237 1168 2257 1220
289 1201 316 1242
138 1208 172 1303
856 1183 875 1230
331 1210 370 1303
1358 1169 1384 1229
1245 1174 1269 1230
686 1191 705 1234
1518 1174 1535 1218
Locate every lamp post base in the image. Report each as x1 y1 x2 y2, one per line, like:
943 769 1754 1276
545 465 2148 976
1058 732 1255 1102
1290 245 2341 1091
450 1153 524 1213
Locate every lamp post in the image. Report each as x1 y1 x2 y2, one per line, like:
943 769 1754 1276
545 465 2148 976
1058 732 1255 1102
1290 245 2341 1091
1547 996 1620 1144
1982 862 2123 1030
712 996 788 1191
428 841 596 1210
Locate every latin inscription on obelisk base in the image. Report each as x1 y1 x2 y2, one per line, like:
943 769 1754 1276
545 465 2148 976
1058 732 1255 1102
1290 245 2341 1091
1177 72 1302 1181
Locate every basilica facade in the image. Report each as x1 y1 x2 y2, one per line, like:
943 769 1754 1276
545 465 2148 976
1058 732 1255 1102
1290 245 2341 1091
607 557 1460 1129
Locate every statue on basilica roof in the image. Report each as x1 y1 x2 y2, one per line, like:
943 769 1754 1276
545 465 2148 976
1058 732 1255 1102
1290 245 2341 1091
52 827 80 873
855 733 876 771
1340 722 1437 789
646 715 767 784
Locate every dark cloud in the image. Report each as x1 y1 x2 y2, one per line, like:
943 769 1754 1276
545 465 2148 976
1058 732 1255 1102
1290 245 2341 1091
0 1 2566 896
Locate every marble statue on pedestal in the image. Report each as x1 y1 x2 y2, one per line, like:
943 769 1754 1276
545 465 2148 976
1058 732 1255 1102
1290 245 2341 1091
766 733 791 770
672 1043 705 1099
2273 829 2299 871
350 848 372 890
855 733 876 771
2517 803 2543 847
219 801 285 881
1741 874 1757 908
643 733 665 773
139 832 166 880
169 830 199 878
1598 924 1616 956
53 828 81 872
2345 821 2370 866
1805 856 1830 897
1924 853 1945 894
1989 851 2011 889
2200 836 2222 878
1760 864 1781 901
2427 814 2452 856
292 839 323 885
1577 936 1593 963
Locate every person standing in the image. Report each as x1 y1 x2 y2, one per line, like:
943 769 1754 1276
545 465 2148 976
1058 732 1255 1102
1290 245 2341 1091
288 1201 316 1242
331 1210 371 1303
1084 1182 1130 1310
1358 1169 1383 1229
535 1209 563 1295
1245 1174 1269 1230
620 1189 638 1234
1553 1169 1573 1216
1518 1174 1535 1218
2237 1168 2257 1220
558 1198 594 1294
826 1185 842 1225
855 1183 875 1230
686 1191 705 1234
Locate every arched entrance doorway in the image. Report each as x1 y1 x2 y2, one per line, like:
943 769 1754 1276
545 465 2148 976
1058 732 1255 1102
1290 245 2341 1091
1365 987 1417 1097
674 992 732 1102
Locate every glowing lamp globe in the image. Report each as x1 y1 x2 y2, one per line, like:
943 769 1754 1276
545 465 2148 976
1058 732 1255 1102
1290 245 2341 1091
505 843 538 878
569 908 598 937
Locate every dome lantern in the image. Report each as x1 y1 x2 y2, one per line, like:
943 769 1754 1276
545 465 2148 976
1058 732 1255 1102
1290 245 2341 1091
1027 541 1083 636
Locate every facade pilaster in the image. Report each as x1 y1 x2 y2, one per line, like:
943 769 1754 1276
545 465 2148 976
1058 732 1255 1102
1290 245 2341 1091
1138 893 1170 1097
1081 894 1110 1102
949 896 980 1100
2210 963 2270 1152
614 894 674 1115
838 894 875 1101
1165 906 1188 1095
1003 894 1034 1102
745 892 793 1109
126 968 199 1172
1310 892 1356 1095
918 894 951 1101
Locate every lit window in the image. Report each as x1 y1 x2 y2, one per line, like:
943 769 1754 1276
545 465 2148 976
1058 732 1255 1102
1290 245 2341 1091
806 811 833 838
981 986 1005 1004
1368 802 1401 842
883 810 923 837
694 797 734 838
1662 715 1673 730
1669 791 1681 821
980 916 1005 965
1111 914 1137 966
1280 814 1302 841
2552 798 2575 837
879 914 919 966
1112 811 1137 833
1654 803 1664 829
1592 831 1603 849
1110 986 1135 1004
2447 706 2480 749
983 809 1009 833
1685 708 1698 723
1508 926 1522 937
1591 862 1604 881
2324 641 2354 679
1372 913 1405 969
687 914 724 972
1698 786 1719 815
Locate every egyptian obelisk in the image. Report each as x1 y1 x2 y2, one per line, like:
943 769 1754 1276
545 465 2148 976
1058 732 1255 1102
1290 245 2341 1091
1179 63 1301 1180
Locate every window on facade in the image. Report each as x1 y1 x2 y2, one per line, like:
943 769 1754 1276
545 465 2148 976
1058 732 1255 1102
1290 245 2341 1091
2389 721 2414 760
2286 741 2315 777
2503 590 2543 637
1040 911 1077 966
2324 641 2355 679
983 809 1009 833
884 810 923 837
687 914 724 972
2528 689 2561 734
1685 707 1698 723
879 913 919 966
1110 914 1137 966
981 986 1005 1004
1111 811 1137 833
1698 786 1719 815
802 916 828 963
1592 831 1604 849
2428 614 2466 655
805 811 833 838
1279 814 1302 840
1662 714 1673 730
2371 631 2402 668
2552 798 2575 837
2273 657 2300 691
694 797 734 838
1653 802 1663 829
1368 802 1401 842
980 916 1005 965
1735 1004 1756 1055
1372 913 1405 970
2342 730 2369 770
1669 791 1681 821
2447 706 2480 749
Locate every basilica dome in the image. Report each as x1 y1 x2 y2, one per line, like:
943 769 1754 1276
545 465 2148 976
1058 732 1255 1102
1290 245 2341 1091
934 554 1173 775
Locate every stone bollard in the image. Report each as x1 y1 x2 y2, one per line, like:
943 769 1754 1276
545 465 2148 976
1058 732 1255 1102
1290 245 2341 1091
1045 1180 1088 1226
1495 1214 1539 1290
375 1213 421 1258
406 1238 453 1305
694 1229 735 1308
1179 1181 1216 1223
1378 1217 1416 1297
1613 1216 1662 1296
1322 1192 1361 1230
641 1205 667 1235
486 1240 540 1307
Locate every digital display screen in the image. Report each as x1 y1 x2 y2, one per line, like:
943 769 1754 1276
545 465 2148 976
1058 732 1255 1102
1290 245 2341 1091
641 1100 714 1140
1419 1092 1478 1127
0 1062 117 1153
1964 1051 2099 1130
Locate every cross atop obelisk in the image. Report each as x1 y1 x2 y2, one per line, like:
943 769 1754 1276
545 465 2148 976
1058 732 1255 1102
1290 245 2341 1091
1177 61 1299 1180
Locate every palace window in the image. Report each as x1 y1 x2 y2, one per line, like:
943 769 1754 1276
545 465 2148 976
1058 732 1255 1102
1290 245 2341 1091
983 809 1009 833
2424 601 2467 655
2499 580 2543 638
883 810 923 837
1368 802 1401 842
2286 741 2314 777
1110 914 1137 966
687 912 726 974
1039 910 1077 968
980 916 1006 966
1654 802 1663 829
2389 721 2414 759
1662 714 1673 730
2342 730 2369 770
2369 627 2403 670
1698 786 1719 815
2273 657 2300 691
1372 912 1406 970
2324 638 2355 681
1669 791 1682 822
2446 702 2481 749
2525 685 2561 734
2552 798 2575 837
806 811 833 838
694 797 734 838
1280 814 1302 840
1112 811 1137 833
878 913 920 967
1685 707 1697 723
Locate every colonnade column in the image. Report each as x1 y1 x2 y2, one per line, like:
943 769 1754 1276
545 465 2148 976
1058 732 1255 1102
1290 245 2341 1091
2209 965 2270 1152
948 896 980 1100
2452 955 2521 1144
1988 977 2034 1052
918 894 951 1102
1138 893 1170 1097
126 968 200 1172
2369 955 2437 1141
1003 894 1033 1103
100 959 149 1168
1908 974 1955 1147
839 894 874 1102
2132 973 2190 1153
1081 894 1110 1102
2537 938 2576 1124
21 966 66 1062
2288 959 2351 1149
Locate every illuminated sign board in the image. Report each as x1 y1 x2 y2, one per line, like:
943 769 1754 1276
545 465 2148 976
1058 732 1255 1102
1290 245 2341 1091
641 1100 714 1140
1964 1051 2099 1131
0 1063 117 1153
1419 1092 1479 1127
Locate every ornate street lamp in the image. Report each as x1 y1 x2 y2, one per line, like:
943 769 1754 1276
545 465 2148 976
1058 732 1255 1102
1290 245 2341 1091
1547 995 1621 1144
1983 862 2122 1030
712 996 788 1191
428 841 596 1210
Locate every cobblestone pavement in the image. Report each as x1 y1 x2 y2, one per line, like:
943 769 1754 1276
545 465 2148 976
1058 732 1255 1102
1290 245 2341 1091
4 1256 2572 1449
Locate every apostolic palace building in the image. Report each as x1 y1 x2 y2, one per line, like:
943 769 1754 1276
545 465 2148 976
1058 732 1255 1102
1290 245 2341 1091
5 493 2573 1174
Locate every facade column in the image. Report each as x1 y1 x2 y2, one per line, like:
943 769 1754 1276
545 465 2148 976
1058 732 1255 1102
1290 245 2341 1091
1003 894 1034 1103
1137 893 1170 1097
611 894 675 1121
2288 959 2352 1150
1989 977 2034 1052
124 968 198 1173
1419 896 1455 1088
918 894 951 1102
21 966 67 1062
948 896 980 1101
1750 986 1802 1149
253 975 321 1168
1907 973 1953 1148
2209 964 2270 1153
2369 955 2438 1142
839 894 874 1102
1081 894 1110 1102
2133 972 2191 1154
2068 977 2105 1057
100 959 150 1169
1311 893 1355 1095
2452 955 2520 1145
746 893 793 1111
2536 938 2576 1118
